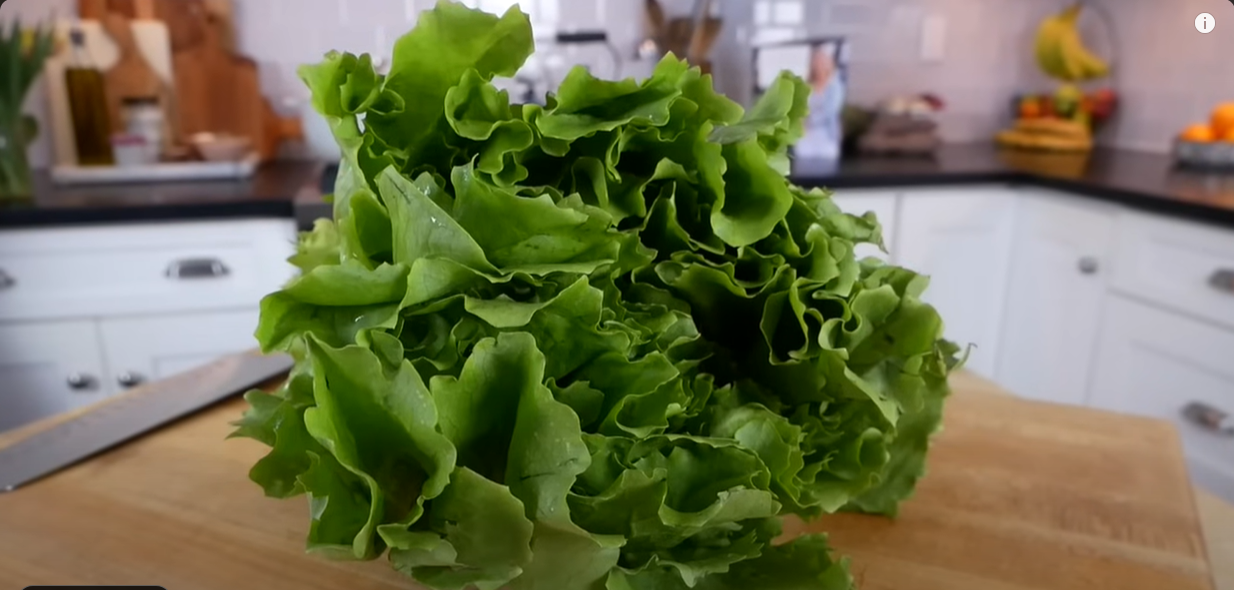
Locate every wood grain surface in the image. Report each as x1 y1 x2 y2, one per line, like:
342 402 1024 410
167 2 299 163
100 11 169 135
171 10 262 145
0 373 1222 590
155 0 209 53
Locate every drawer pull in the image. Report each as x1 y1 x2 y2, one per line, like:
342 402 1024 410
66 373 99 392
0 268 13 289
1210 269 1234 295
1182 402 1234 437
166 258 230 280
117 372 146 389
1077 257 1099 275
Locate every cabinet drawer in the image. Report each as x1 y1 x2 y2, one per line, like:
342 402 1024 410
1110 212 1234 329
1090 297 1234 501
995 192 1116 406
0 219 297 321
99 309 260 393
0 320 108 434
896 187 1018 380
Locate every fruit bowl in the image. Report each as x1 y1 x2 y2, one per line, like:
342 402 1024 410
1174 103 1234 169
1174 139 1234 170
1011 87 1118 131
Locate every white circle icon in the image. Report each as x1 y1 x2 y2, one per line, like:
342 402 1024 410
1197 13 1216 34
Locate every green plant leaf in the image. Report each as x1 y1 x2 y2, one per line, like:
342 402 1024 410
367 1 534 174
240 3 956 588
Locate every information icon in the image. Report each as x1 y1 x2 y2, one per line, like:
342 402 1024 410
1197 12 1216 34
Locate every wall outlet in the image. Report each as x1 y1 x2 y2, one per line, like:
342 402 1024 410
773 0 805 25
755 0 772 25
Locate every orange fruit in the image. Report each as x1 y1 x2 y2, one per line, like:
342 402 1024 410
1211 103 1234 138
1181 124 1216 142
1019 100 1042 119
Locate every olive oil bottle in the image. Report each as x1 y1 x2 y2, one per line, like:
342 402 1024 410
65 27 114 166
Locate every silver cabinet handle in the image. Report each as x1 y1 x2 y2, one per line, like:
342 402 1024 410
1078 257 1100 275
166 258 230 280
1210 269 1234 295
1182 402 1234 437
0 268 14 289
66 373 99 392
117 371 146 389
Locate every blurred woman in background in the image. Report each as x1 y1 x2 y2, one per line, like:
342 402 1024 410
795 41 846 160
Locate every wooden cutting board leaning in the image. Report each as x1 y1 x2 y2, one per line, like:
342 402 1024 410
0 370 1218 590
170 7 264 149
162 0 303 161
99 10 171 138
46 0 302 169
44 19 174 166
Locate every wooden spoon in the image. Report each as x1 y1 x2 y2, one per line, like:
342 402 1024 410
687 0 722 63
644 0 666 47
688 17 723 63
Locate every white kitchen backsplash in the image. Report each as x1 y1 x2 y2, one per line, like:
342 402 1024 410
229 0 647 159
2 0 1230 164
731 0 1045 144
737 0 1234 152
1081 0 1234 153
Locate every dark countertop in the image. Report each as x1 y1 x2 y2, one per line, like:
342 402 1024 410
4 144 1234 231
0 161 324 229
792 143 1234 230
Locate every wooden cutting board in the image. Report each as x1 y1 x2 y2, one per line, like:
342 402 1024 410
155 0 208 53
172 13 262 144
0 374 1217 590
100 10 170 135
169 1 301 161
44 19 175 165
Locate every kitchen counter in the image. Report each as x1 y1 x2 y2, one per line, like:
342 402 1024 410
795 144 1234 230
5 145 1234 233
0 161 323 229
0 371 1222 590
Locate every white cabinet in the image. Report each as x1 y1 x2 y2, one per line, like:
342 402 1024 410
896 188 1018 380
0 219 297 322
99 309 262 394
1090 296 1234 502
0 219 296 434
829 190 899 263
0 320 109 432
1109 211 1234 331
995 194 1117 406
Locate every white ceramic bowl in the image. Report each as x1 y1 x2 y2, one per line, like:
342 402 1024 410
190 133 253 162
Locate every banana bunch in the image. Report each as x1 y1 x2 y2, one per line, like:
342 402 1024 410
1036 3 1110 82
997 118 1093 153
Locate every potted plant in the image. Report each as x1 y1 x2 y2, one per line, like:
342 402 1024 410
0 20 55 200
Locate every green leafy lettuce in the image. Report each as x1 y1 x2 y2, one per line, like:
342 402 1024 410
233 2 960 589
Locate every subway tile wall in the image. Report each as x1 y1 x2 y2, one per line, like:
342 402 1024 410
235 0 652 159
1087 0 1234 153
717 0 1047 143
1 0 1230 165
728 0 1233 151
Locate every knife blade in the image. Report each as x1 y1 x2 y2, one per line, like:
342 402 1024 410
0 350 292 493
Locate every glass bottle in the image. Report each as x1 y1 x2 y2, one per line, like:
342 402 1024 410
65 27 115 166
